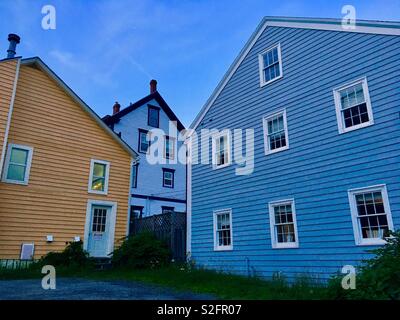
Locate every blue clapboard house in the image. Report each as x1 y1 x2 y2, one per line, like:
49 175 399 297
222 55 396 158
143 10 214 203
188 17 400 281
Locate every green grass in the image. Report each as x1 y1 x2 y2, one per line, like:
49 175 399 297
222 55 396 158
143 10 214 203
85 266 329 300
0 264 329 299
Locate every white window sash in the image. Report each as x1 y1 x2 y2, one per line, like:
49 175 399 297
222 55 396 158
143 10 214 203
2 143 34 185
212 131 231 169
348 184 394 246
213 209 233 251
258 43 283 87
88 159 110 195
262 109 289 155
268 199 299 249
333 77 374 134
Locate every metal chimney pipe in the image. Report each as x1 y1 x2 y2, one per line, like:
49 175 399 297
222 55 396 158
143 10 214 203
7 34 21 59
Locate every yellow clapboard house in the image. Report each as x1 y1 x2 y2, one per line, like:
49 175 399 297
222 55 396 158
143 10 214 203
0 35 138 261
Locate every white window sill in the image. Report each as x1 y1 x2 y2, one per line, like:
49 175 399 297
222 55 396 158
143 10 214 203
214 246 233 251
88 190 108 196
260 74 283 87
213 163 231 170
1 178 29 185
339 120 374 134
272 242 299 249
265 145 289 156
356 238 387 246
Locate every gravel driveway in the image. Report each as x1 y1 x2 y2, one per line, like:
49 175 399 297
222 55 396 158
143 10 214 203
0 278 215 300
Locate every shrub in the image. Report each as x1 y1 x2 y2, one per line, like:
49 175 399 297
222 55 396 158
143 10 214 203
37 241 94 269
112 232 170 269
327 230 400 300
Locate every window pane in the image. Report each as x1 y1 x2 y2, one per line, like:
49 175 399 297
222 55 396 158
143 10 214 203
132 165 137 188
10 148 28 165
148 108 159 127
92 177 105 191
7 164 26 181
93 163 106 178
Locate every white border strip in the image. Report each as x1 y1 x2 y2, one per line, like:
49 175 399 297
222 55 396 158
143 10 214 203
0 58 20 177
190 19 400 131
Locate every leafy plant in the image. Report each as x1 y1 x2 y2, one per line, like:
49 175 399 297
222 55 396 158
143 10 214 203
37 241 94 269
327 230 400 300
112 232 170 269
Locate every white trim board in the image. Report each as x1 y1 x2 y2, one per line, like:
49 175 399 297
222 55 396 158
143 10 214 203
0 58 21 177
189 17 400 132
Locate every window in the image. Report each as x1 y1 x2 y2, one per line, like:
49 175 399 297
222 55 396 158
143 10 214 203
258 43 283 86
92 207 107 233
268 199 299 249
138 129 151 153
213 209 233 250
2 144 34 185
263 110 289 155
162 206 175 214
212 131 231 169
88 159 110 195
162 168 175 188
348 185 394 246
148 105 160 127
164 136 175 160
131 164 138 188
333 77 374 134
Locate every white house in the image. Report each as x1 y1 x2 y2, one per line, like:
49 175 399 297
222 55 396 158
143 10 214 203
103 80 186 233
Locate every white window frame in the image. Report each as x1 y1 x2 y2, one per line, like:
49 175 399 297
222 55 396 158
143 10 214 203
88 159 110 195
333 77 374 134
262 109 289 155
348 184 394 246
211 130 231 170
2 143 34 185
213 208 233 251
268 199 299 249
258 43 283 87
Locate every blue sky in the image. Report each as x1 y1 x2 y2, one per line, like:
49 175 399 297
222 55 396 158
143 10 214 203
0 0 399 127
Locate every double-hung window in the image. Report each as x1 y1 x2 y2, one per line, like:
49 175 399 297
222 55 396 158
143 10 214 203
162 168 174 188
258 44 283 86
348 185 393 246
212 131 231 169
88 159 110 195
2 144 34 185
148 105 160 128
269 199 299 249
213 209 233 250
164 136 175 160
333 77 374 134
138 129 151 153
263 110 289 155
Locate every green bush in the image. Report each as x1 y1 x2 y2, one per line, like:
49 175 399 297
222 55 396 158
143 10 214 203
112 232 171 269
327 230 400 300
37 241 94 269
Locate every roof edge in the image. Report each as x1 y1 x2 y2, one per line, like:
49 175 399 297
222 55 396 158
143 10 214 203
190 16 400 131
21 57 138 160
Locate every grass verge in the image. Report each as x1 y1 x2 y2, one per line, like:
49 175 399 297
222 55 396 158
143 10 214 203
85 266 329 300
1 265 329 299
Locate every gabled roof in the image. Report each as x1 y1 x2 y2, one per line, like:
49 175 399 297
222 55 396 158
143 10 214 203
21 57 138 159
102 91 185 131
190 16 400 130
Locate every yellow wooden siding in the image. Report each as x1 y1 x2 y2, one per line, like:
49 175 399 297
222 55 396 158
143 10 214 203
0 64 132 259
0 59 18 174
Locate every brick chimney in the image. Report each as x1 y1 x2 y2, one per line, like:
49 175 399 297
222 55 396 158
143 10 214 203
112 101 121 115
7 34 20 59
150 79 157 94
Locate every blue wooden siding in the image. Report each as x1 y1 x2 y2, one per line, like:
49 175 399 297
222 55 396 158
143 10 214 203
191 26 400 281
